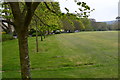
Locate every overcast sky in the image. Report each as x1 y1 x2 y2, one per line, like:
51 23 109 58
58 0 119 22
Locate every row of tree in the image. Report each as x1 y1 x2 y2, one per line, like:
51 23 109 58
2 1 119 80
61 17 119 32
0 1 94 80
90 19 119 31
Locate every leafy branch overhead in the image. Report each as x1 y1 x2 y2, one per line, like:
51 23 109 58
76 1 95 18
64 1 95 18
28 1 94 35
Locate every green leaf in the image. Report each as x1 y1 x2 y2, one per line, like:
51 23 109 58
77 2 81 5
86 6 90 10
84 12 86 15
81 2 86 7
78 8 82 11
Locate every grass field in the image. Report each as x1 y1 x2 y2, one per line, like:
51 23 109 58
0 41 2 79
2 31 118 78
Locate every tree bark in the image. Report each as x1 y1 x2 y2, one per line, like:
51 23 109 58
40 31 43 41
35 19 39 52
17 31 31 80
43 34 45 39
47 29 50 35
43 30 46 39
36 26 39 52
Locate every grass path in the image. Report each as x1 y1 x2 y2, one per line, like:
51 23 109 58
2 31 118 78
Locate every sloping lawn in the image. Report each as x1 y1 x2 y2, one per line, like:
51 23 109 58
2 31 118 78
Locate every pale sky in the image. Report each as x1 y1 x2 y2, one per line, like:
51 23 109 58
58 0 119 22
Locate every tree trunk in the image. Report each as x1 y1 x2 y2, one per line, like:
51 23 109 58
36 26 39 52
47 29 50 35
40 31 43 41
17 31 31 80
43 30 46 39
43 35 45 39
8 2 40 80
41 35 43 41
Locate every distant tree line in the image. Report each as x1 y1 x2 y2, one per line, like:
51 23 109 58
90 19 119 31
61 17 119 32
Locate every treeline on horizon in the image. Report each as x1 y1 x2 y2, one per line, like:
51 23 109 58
61 17 119 33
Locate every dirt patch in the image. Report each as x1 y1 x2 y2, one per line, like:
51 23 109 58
61 62 94 68
75 62 94 66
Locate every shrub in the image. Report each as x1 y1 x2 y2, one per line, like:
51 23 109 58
31 32 41 37
2 34 14 42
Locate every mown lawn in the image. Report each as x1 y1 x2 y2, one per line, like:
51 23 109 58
2 31 118 78
0 41 2 79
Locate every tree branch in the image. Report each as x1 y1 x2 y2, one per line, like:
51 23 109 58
34 14 50 27
44 2 56 14
8 2 22 22
32 2 40 12
25 2 32 11
24 2 40 27
21 2 27 16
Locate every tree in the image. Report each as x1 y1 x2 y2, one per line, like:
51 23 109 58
6 2 40 80
2 1 92 80
60 1 94 32
28 2 62 53
80 18 92 31
61 14 77 32
34 2 62 35
73 19 85 31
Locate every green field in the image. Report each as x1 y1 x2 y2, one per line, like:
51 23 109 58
2 31 118 78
